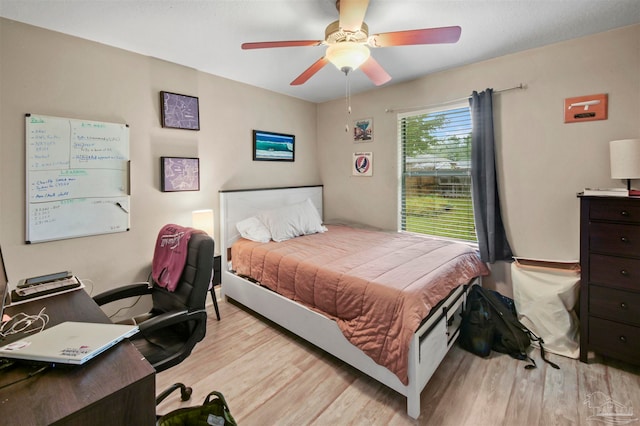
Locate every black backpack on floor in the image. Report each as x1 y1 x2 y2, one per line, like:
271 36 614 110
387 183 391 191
459 285 559 370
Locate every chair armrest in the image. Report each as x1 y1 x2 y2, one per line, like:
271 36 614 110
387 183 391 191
136 309 208 371
93 282 152 306
137 309 207 335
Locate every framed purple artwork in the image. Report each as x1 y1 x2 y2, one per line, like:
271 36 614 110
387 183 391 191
161 157 200 192
161 91 200 130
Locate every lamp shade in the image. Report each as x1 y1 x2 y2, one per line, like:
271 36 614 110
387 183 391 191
192 209 214 237
610 139 640 179
326 42 370 72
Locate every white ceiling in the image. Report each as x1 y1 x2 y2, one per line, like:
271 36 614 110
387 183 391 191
1 0 639 103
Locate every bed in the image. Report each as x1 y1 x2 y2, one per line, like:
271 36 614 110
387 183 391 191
219 185 488 419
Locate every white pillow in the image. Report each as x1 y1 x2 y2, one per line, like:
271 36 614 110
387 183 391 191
236 216 271 243
257 198 327 242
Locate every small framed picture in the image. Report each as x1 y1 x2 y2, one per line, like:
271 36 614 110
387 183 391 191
353 152 373 176
161 91 200 130
564 93 607 123
253 130 295 162
353 117 373 143
161 157 200 192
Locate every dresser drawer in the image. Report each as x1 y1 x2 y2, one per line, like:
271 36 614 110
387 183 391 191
589 317 640 364
590 199 640 223
590 254 640 291
589 223 640 255
590 285 640 326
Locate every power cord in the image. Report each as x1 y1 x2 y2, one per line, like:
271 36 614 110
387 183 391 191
77 277 94 296
107 295 143 320
105 273 153 320
0 307 49 339
0 364 51 390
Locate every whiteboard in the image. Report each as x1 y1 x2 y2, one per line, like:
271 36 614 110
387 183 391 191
26 114 130 243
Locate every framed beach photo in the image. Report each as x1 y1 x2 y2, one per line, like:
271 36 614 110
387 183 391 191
160 157 200 192
253 130 295 162
160 91 200 130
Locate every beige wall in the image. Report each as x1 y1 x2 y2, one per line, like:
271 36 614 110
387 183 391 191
0 18 319 292
318 24 640 266
2 18 638 297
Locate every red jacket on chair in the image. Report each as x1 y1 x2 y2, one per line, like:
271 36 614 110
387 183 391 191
152 224 204 292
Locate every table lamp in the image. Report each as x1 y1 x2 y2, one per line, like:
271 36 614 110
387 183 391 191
191 209 214 237
191 208 221 320
610 139 640 194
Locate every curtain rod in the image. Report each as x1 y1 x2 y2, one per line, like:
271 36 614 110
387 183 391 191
385 83 526 114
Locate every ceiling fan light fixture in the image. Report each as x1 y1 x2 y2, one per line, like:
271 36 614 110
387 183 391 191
244 1 460 87
326 42 370 73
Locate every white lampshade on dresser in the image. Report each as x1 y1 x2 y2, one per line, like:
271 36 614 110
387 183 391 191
610 139 640 191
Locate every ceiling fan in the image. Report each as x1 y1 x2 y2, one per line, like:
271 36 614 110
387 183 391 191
241 0 461 86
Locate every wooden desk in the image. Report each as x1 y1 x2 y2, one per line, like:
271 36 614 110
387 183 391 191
0 289 156 425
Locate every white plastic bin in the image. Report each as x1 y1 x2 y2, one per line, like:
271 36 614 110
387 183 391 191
511 258 581 359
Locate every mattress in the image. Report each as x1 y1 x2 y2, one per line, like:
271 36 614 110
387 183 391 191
231 225 489 384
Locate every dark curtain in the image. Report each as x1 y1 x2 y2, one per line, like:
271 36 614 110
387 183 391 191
469 89 513 263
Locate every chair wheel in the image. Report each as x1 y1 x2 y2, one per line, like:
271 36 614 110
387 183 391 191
156 383 193 405
180 386 192 401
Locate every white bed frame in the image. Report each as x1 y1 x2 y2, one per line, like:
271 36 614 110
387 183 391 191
219 185 476 419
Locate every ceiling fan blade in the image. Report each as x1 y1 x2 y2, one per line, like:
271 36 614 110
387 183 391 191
359 56 391 86
242 40 322 50
338 0 370 32
290 57 330 86
370 26 462 47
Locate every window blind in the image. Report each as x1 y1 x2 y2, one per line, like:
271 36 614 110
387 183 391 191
399 104 477 242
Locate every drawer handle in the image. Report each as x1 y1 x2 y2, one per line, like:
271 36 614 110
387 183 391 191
620 210 630 217
619 335 627 344
620 269 629 277
620 236 629 243
620 302 628 310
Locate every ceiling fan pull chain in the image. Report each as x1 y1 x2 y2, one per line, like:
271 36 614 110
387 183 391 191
345 71 351 132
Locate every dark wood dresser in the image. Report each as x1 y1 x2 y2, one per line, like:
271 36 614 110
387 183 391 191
579 195 640 364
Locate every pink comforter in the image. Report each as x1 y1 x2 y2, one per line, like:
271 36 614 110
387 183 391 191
231 225 489 384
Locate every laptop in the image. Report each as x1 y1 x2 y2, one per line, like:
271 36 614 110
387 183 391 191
0 321 139 365
0 245 10 323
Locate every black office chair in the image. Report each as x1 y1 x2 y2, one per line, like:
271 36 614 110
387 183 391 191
94 230 214 404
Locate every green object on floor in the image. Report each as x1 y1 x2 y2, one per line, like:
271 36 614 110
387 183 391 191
157 391 237 426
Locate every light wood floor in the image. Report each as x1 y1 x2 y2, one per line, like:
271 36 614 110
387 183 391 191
156 296 640 426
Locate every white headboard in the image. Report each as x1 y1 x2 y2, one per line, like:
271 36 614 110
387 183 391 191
219 185 323 265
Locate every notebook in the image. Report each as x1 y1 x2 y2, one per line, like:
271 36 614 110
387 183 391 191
0 321 138 365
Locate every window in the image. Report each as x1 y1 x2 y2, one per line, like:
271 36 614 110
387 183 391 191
399 104 477 242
